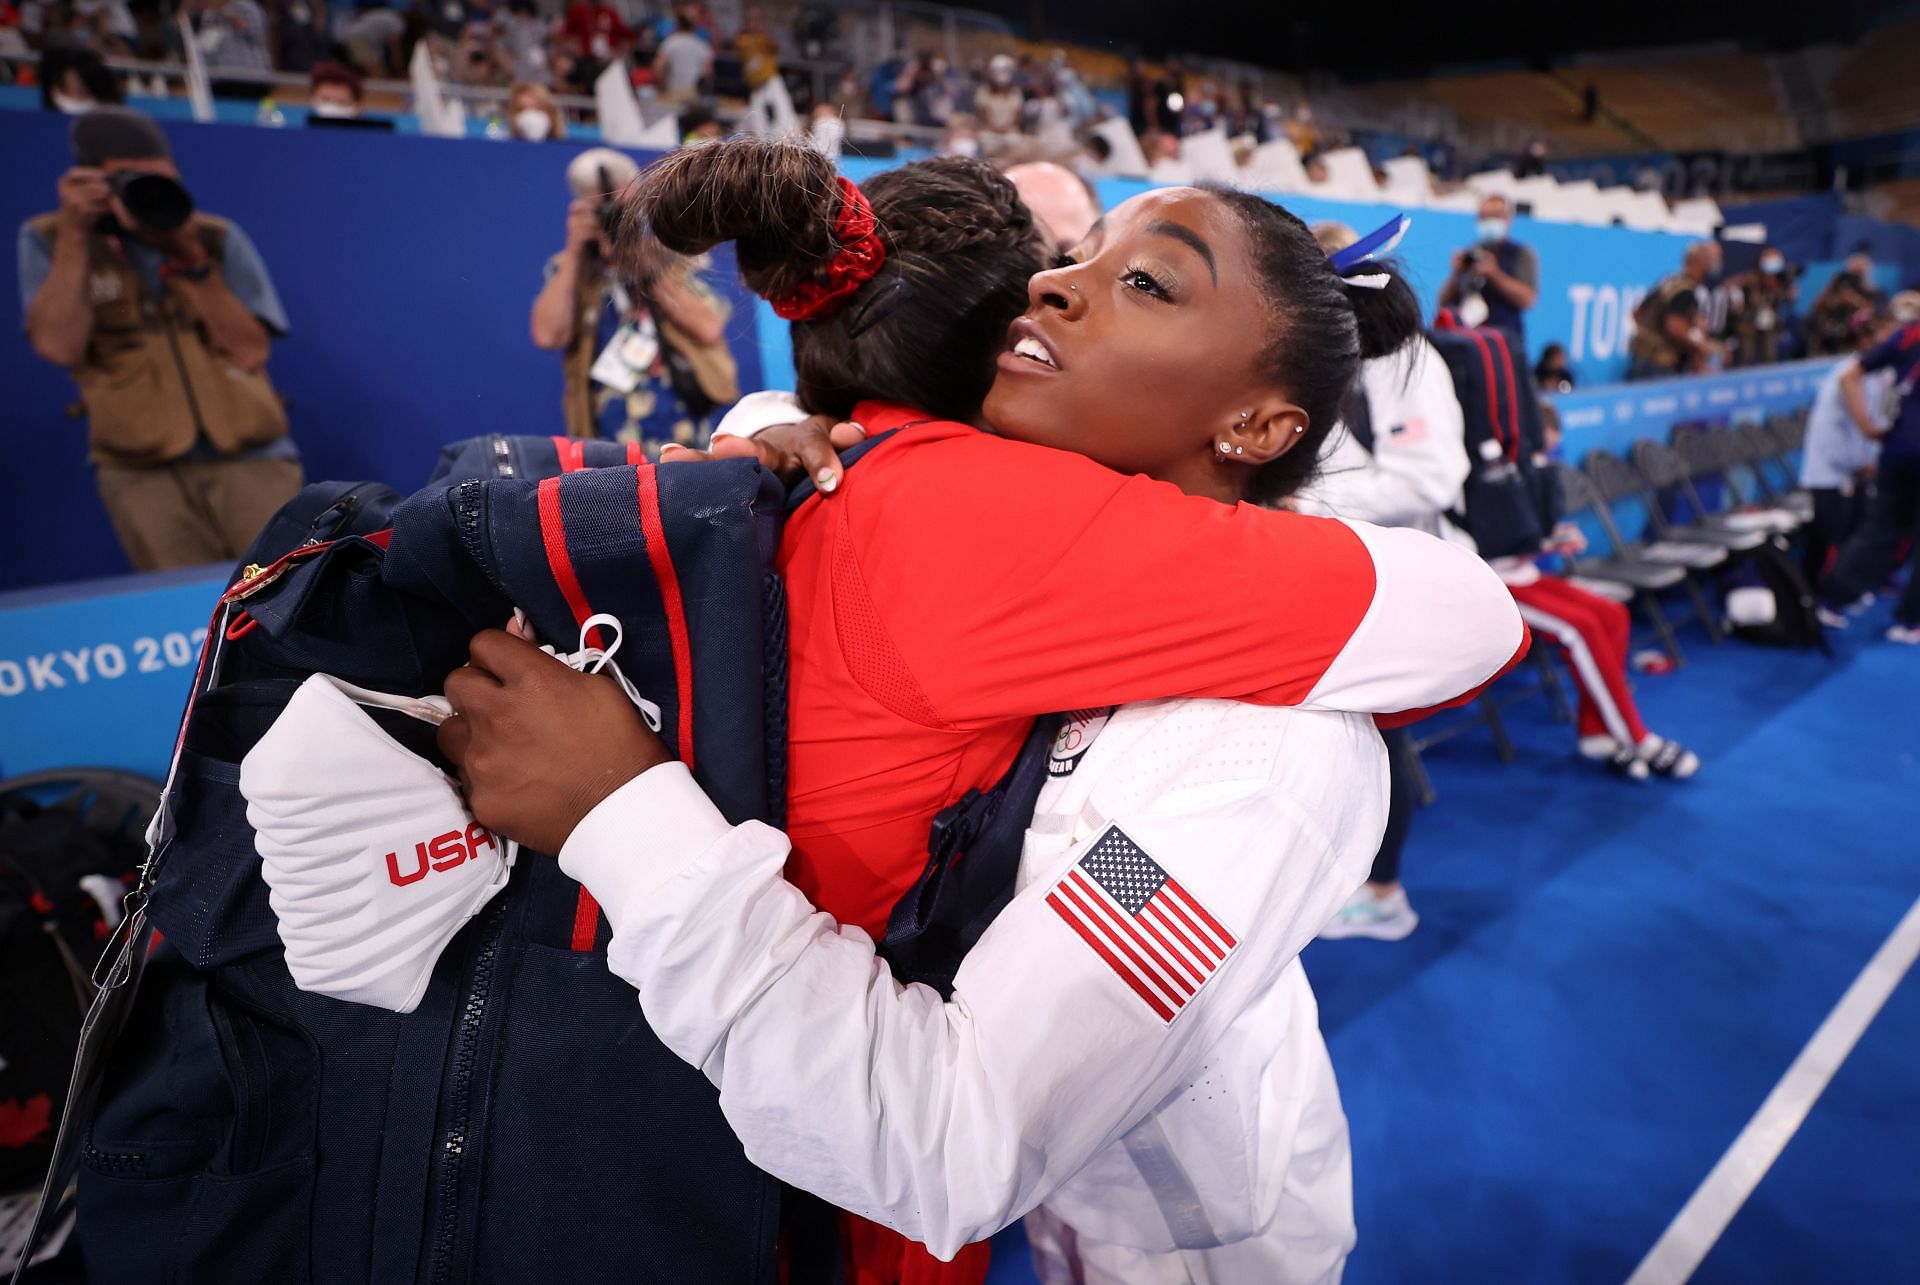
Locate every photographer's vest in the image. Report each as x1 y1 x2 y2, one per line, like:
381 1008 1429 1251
1628 272 1701 372
560 263 737 439
31 213 288 467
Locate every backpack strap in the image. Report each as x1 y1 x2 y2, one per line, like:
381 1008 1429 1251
877 715 1062 997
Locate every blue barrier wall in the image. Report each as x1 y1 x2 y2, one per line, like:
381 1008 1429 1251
0 565 226 780
1546 356 1837 458
1 110 763 591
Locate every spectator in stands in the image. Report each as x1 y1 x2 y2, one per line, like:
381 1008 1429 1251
1516 139 1549 179
19 108 300 570
1627 240 1723 380
506 80 564 140
66 0 137 56
307 60 363 118
36 45 123 112
185 0 273 97
265 0 331 73
824 66 869 119
732 5 778 92
343 0 406 78
529 148 733 451
1728 245 1798 367
1534 341 1575 393
1125 56 1180 136
1438 194 1539 345
1820 292 1920 645
653 11 711 106
1798 302 1916 586
974 53 1023 135
558 0 632 66
1809 251 1882 356
495 0 550 85
1285 100 1317 156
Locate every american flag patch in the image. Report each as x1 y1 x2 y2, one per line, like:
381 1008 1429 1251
1045 827 1237 1023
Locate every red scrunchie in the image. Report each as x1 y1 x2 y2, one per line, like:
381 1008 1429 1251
768 177 887 322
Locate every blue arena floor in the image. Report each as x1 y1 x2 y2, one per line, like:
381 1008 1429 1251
987 599 1920 1283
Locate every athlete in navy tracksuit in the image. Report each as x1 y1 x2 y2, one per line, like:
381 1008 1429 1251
1823 319 1920 643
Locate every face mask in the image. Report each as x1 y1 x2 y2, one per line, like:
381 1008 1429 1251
52 92 96 114
1760 255 1784 274
311 101 359 119
1477 217 1510 243
514 108 552 140
242 614 657 1012
242 673 513 1014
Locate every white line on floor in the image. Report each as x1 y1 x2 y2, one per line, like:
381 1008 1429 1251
1626 893 1920 1285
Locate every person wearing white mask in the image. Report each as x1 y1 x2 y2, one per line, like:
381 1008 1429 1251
306 60 365 119
36 46 124 114
1438 193 1539 347
507 80 565 141
1729 244 1799 367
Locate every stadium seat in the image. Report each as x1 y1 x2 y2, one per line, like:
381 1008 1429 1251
1626 440 1771 552
1558 459 1715 660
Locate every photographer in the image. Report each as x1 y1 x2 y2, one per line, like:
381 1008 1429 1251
529 148 735 449
18 108 298 571
1438 194 1539 346
1728 244 1798 367
1810 251 1883 356
1628 241 1723 380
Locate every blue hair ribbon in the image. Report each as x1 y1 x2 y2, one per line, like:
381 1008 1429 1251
1328 213 1411 277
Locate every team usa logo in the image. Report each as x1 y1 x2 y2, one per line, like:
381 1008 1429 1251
1048 707 1113 778
1046 826 1237 1023
386 824 501 887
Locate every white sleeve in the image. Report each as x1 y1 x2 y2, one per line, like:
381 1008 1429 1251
1299 518 1525 718
558 749 1379 1260
712 389 804 439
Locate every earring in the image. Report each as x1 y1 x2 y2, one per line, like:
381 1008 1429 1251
1293 426 1306 434
1218 441 1233 454
1234 446 1245 455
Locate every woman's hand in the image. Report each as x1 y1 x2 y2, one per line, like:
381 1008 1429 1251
438 630 672 854
661 415 867 492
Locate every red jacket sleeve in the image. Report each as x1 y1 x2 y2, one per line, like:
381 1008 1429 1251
836 427 1527 727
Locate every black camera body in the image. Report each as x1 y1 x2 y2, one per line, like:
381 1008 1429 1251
107 171 195 233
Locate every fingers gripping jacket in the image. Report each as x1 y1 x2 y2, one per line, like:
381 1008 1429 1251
240 616 657 1012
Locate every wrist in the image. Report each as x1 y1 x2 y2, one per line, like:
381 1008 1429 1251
161 254 215 283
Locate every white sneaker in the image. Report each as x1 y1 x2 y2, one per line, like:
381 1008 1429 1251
1319 886 1419 942
1888 624 1920 645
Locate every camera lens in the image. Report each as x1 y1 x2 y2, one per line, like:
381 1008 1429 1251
108 172 196 233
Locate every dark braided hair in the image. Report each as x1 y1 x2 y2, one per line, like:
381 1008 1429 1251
631 138 1048 423
1200 186 1421 504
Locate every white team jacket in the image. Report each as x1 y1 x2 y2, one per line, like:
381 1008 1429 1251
1296 338 1471 538
558 697 1387 1277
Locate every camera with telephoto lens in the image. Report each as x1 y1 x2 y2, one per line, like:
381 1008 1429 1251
106 170 195 233
595 165 624 242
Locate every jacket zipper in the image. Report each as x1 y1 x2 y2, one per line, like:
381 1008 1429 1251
426 898 509 1285
161 311 210 439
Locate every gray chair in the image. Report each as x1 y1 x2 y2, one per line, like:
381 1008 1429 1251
1628 439 1772 552
1673 424 1801 536
1554 462 1699 663
1402 648 1572 806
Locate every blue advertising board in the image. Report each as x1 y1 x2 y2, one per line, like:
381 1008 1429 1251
0 565 226 781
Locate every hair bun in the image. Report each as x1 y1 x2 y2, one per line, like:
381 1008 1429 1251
632 138 846 303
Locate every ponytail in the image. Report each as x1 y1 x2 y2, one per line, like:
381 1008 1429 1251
628 137 1048 423
1201 186 1421 504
